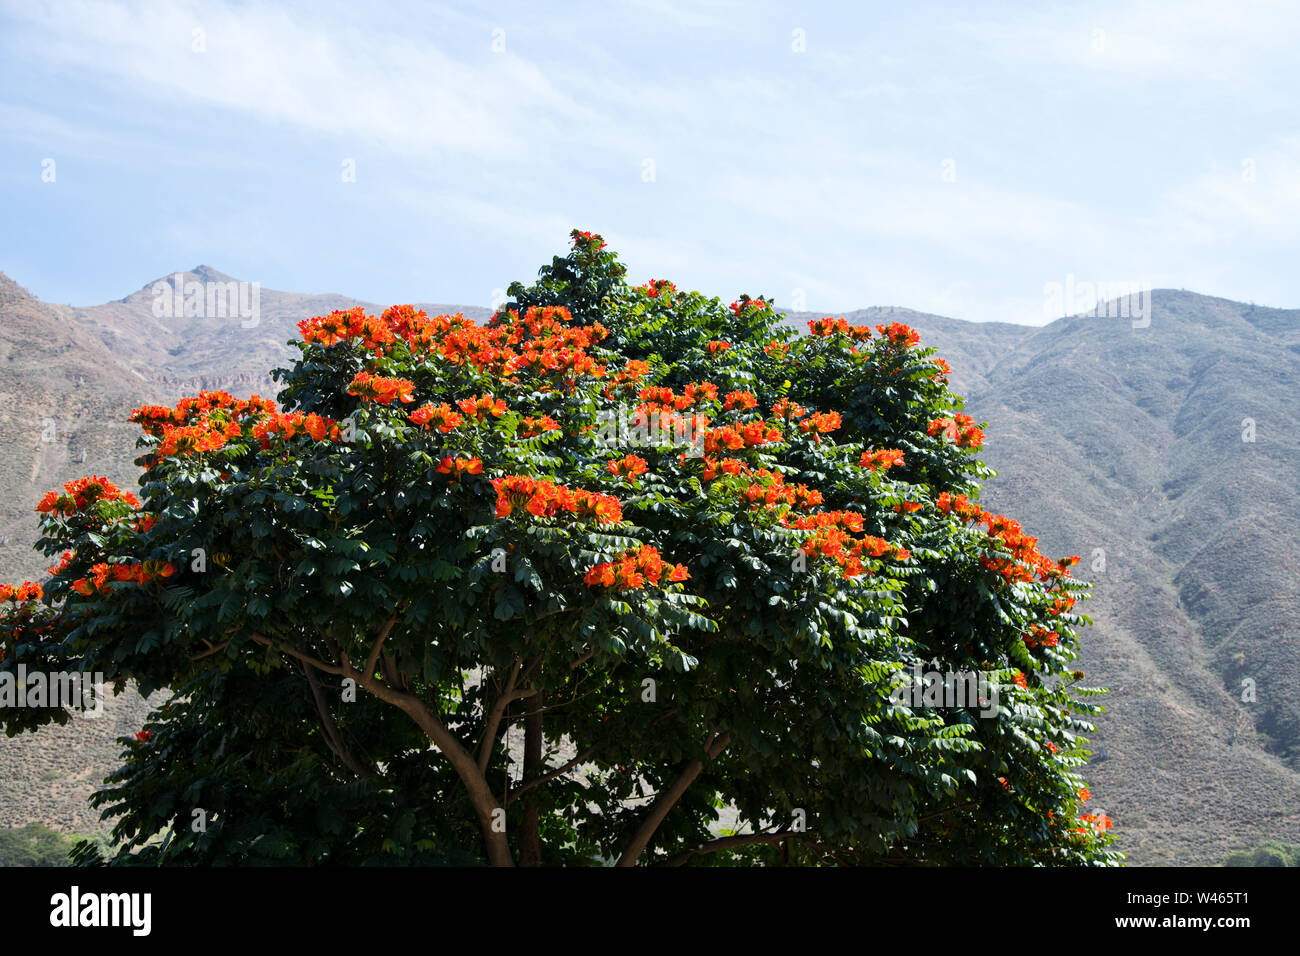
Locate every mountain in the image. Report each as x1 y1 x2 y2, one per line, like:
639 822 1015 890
0 274 168 831
0 272 161 583
1 270 1297 865
67 266 495 399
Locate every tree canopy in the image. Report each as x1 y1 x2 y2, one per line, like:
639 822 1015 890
0 230 1119 866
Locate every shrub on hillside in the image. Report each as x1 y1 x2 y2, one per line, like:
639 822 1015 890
1223 841 1300 867
0 823 78 866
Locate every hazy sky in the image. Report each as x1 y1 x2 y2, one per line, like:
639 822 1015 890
2 0 1297 323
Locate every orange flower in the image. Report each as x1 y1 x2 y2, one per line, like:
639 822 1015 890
875 322 921 348
437 457 483 480
703 427 742 455
457 394 508 420
860 449 905 471
741 420 782 445
409 402 463 432
347 371 416 405
606 454 649 483
808 317 849 336
131 390 278 461
637 386 679 412
682 382 719 405
701 457 745 481
1023 624 1059 649
0 581 42 602
45 550 76 577
585 545 688 590
1077 813 1113 833
584 563 616 588
606 360 651 396
928 414 983 449
572 490 622 525
157 423 230 456
298 307 396 350
493 475 540 519
36 476 139 516
928 417 959 441
798 411 841 435
304 413 333 442
519 415 560 438
637 278 676 298
571 229 606 250
492 477 621 525
770 398 806 420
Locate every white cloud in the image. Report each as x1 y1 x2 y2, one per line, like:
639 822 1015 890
1167 142 1300 237
2 0 588 157
4 0 1299 320
964 0 1300 81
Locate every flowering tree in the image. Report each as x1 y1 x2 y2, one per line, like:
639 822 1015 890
0 231 1118 866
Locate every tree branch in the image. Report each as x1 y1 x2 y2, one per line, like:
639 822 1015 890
568 647 595 670
300 661 374 779
249 628 513 866
189 640 230 662
476 660 523 774
615 730 731 867
664 829 796 867
249 633 344 675
509 744 598 800
364 615 399 679
338 654 514 867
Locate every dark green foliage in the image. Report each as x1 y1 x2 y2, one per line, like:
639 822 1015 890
1 232 1119 866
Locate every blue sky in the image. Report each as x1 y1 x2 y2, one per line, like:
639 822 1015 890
2 0 1297 324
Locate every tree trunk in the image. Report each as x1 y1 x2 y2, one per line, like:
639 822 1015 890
519 689 544 866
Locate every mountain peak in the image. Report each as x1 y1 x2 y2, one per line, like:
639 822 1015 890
130 265 242 302
191 264 237 283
